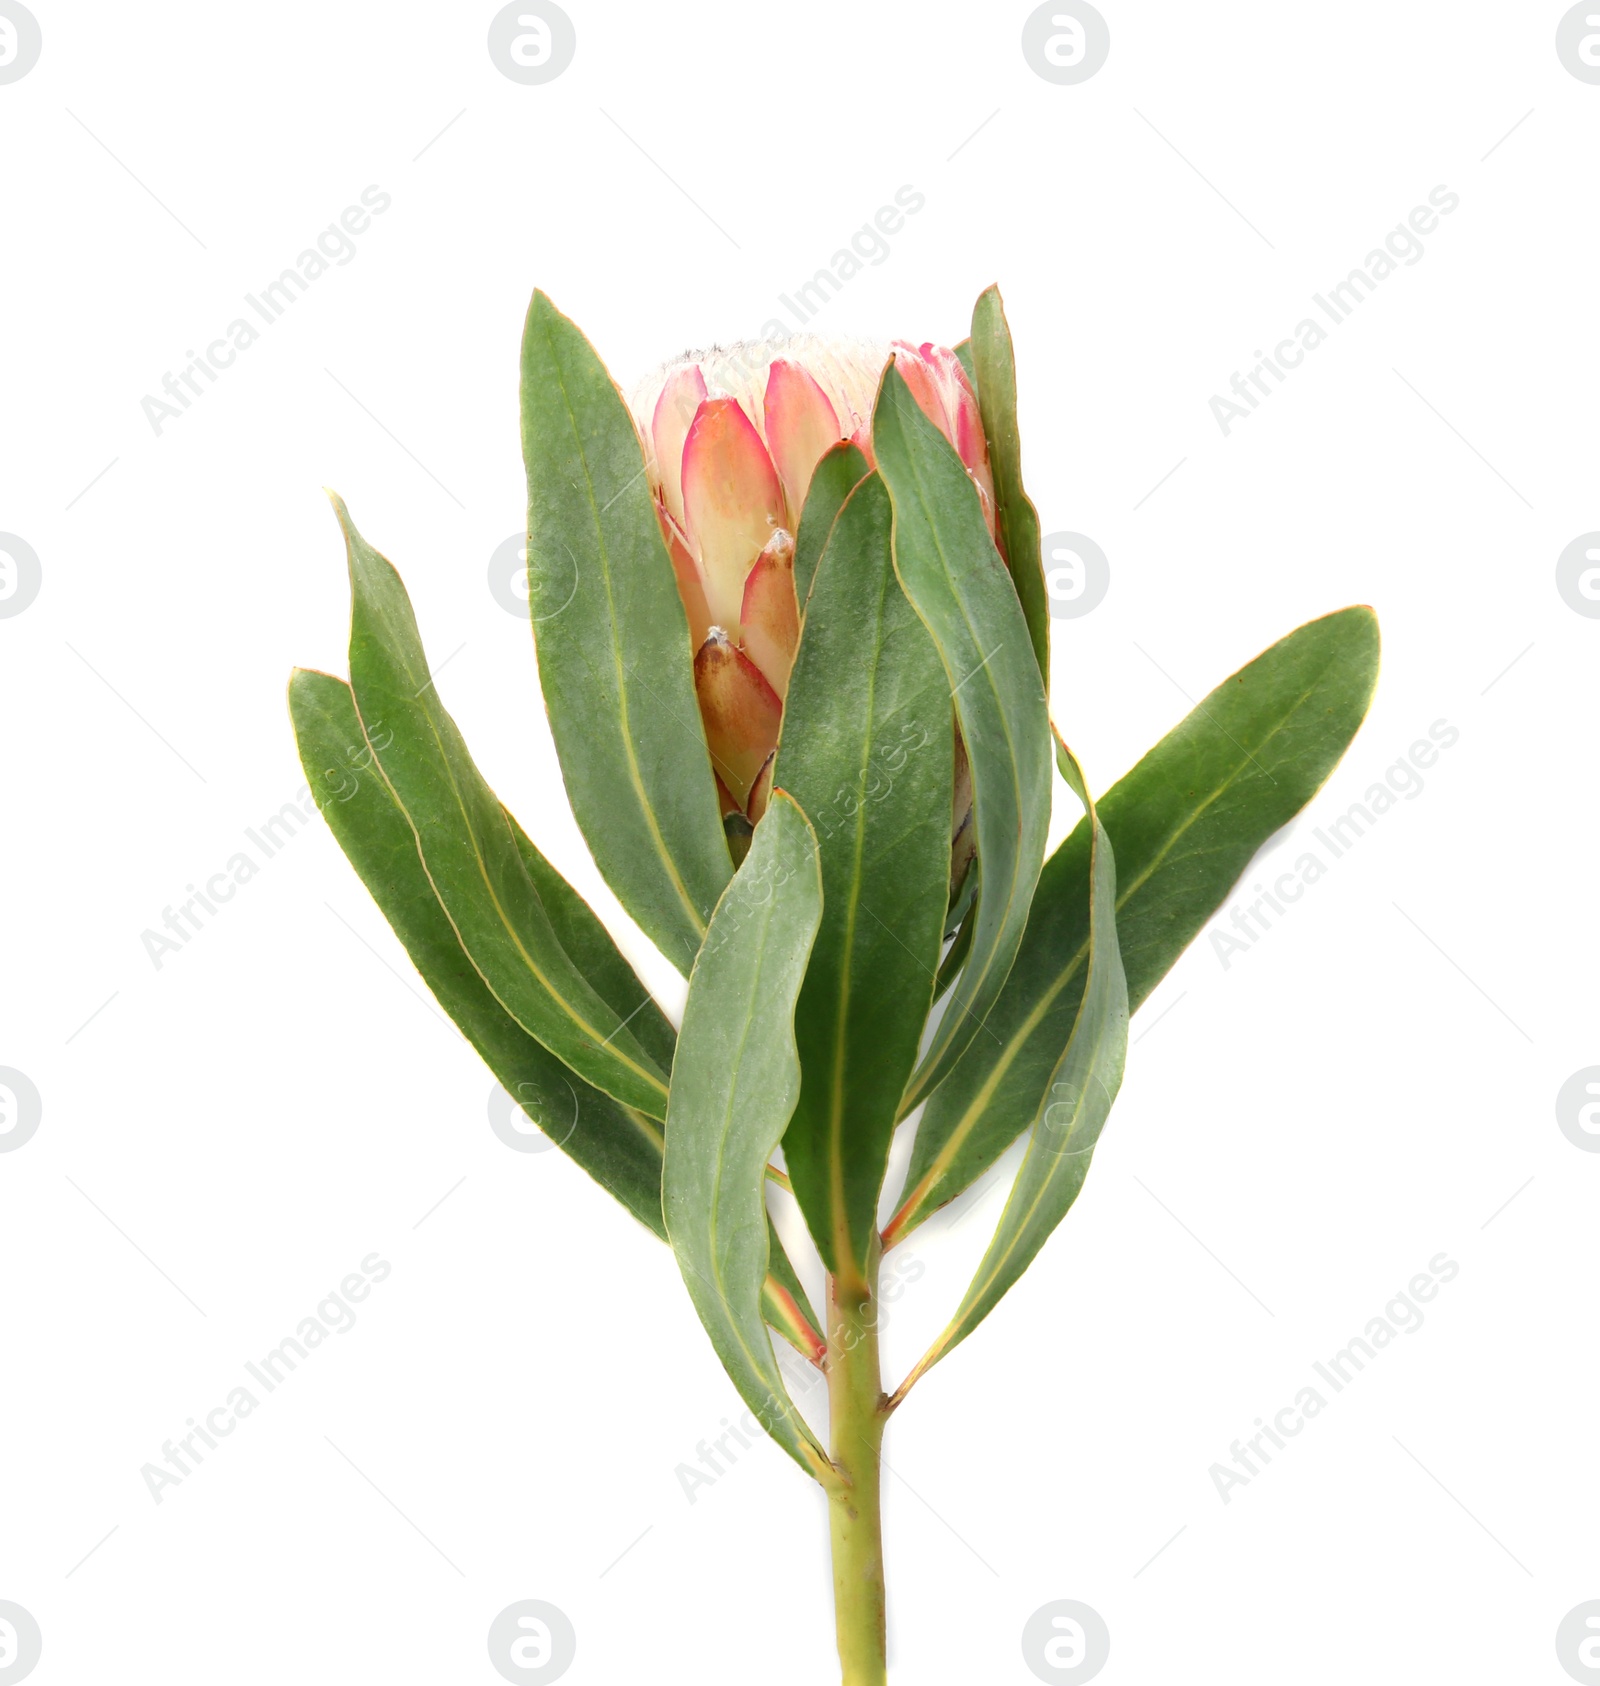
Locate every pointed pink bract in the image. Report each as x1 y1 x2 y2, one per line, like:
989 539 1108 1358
764 359 843 529
681 397 785 633
656 503 712 650
740 530 800 699
693 628 783 805
651 365 708 531
891 341 996 536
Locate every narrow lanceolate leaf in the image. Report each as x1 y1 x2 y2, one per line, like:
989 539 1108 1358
969 286 1049 685
892 741 1125 1399
335 496 671 1120
520 290 731 975
663 794 835 1485
775 474 952 1283
873 364 1052 1112
291 669 820 1359
290 668 669 1231
951 337 976 388
510 824 677 1074
888 606 1380 1240
793 440 870 607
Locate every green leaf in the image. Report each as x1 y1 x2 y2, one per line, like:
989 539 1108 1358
291 667 821 1357
663 793 836 1485
888 606 1380 1239
289 667 669 1232
793 439 869 607
892 739 1126 1395
335 495 671 1121
775 473 953 1283
520 290 731 975
952 337 976 387
969 286 1050 686
510 826 677 1075
872 365 1053 1113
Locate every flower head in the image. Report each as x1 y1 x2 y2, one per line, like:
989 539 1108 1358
632 334 993 867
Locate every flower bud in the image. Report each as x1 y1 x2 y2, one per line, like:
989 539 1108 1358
633 335 992 880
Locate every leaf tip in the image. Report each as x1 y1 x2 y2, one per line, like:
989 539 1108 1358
523 287 571 344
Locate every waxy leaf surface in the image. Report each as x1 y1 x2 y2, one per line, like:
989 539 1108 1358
969 285 1050 685
291 668 819 1353
337 497 670 1119
663 794 834 1484
872 365 1052 1113
521 291 731 975
291 669 668 1227
793 439 870 608
895 739 1125 1390
892 606 1380 1236
775 473 952 1283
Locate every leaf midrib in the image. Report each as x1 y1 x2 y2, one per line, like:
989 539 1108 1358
823 559 891 1276
890 395 1036 1105
940 820 1119 1349
538 315 709 953
696 867 826 1471
352 593 667 1104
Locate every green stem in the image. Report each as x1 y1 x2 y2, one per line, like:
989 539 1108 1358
827 1260 888 1685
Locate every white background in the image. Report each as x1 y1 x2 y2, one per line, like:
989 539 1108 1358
2 3 1596 1682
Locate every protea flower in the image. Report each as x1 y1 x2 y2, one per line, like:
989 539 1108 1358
292 276 1380 1686
631 336 995 875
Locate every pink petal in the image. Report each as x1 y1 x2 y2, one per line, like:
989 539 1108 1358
693 628 783 805
890 341 951 440
739 530 799 699
681 397 785 632
764 359 842 528
890 341 997 540
929 347 990 477
651 365 708 531
928 347 997 524
656 503 712 650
